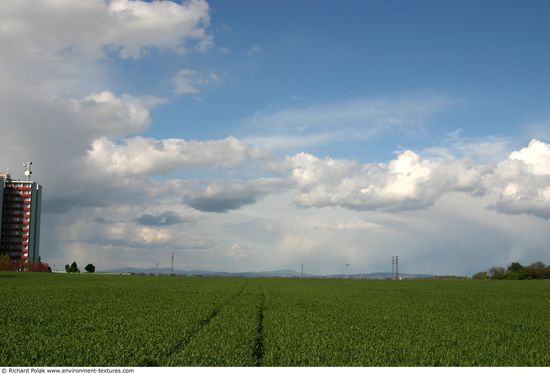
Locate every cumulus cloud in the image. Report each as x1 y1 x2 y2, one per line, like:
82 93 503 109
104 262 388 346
283 139 550 219
87 136 266 176
172 69 219 95
285 151 483 211
0 0 212 60
485 139 550 218
0 90 156 185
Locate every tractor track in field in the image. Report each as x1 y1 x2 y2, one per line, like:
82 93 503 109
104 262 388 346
142 285 248 366
253 288 266 366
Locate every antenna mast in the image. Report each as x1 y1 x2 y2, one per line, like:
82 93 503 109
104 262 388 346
301 261 304 278
23 161 32 180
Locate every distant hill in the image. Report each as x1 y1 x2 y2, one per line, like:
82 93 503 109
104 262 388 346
104 267 433 279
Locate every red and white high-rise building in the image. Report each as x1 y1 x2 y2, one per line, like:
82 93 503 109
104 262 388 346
0 170 42 263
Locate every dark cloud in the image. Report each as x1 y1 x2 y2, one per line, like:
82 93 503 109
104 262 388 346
134 211 185 226
184 194 258 213
182 179 289 213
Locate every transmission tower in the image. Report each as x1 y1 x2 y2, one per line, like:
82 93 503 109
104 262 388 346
392 256 400 280
395 256 399 280
171 251 174 275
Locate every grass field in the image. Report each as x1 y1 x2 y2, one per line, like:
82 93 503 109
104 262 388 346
1 273 549 366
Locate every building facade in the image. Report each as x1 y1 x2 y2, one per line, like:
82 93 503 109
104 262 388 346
0 172 42 263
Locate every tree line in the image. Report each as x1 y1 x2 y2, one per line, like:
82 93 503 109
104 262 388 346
473 261 550 280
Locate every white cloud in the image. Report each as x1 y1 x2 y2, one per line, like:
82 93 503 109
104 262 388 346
485 139 550 218
87 136 267 176
0 0 212 60
507 139 550 175
0 90 155 187
172 68 219 95
284 150 483 211
244 94 454 151
283 139 550 219
422 130 514 162
243 133 335 151
314 221 382 231
72 91 153 136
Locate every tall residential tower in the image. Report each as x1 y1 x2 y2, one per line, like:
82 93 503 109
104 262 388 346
0 169 42 263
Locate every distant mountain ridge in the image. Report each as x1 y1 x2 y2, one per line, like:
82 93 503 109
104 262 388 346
104 267 433 279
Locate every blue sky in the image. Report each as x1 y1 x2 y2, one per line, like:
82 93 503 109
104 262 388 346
110 0 550 165
1 0 549 275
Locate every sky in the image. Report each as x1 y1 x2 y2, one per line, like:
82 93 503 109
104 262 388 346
1 0 549 275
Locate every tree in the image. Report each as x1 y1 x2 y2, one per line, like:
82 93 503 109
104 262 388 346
70 261 80 273
472 271 489 280
507 262 524 272
84 264 95 273
487 266 506 279
66 262 80 273
505 262 528 279
531 262 550 279
477 261 550 280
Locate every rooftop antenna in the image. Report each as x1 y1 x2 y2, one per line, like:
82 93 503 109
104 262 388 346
23 161 32 180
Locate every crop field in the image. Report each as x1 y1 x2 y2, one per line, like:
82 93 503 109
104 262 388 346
1 273 549 366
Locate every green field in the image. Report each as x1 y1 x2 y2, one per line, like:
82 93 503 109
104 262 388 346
1 273 549 366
